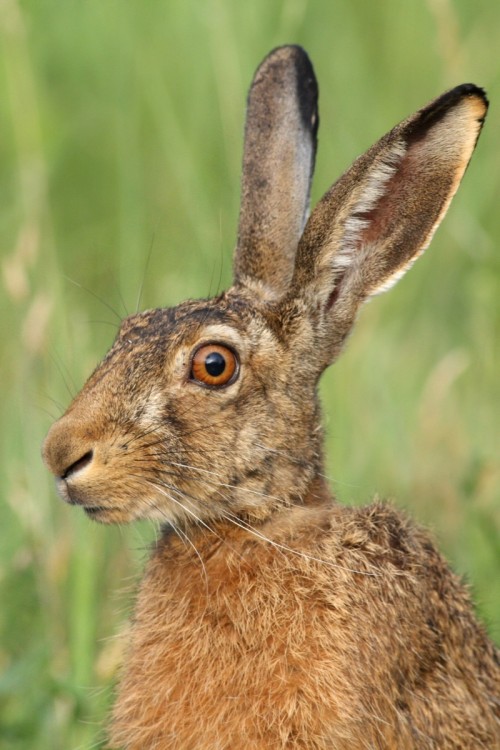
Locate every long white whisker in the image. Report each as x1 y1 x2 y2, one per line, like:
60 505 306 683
219 508 379 578
169 519 209 590
141 488 210 588
131 461 379 578
166 460 283 503
141 478 215 537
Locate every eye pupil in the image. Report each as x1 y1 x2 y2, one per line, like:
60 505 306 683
205 351 226 377
190 343 238 387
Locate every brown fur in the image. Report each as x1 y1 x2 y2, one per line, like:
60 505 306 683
110 498 499 749
43 46 499 748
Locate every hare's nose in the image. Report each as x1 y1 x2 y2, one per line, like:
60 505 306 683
42 418 95 480
60 449 94 479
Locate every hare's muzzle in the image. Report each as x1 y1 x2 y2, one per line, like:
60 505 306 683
42 416 99 504
43 417 93 480
42 410 150 524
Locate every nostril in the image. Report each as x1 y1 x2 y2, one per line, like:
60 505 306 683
61 450 94 480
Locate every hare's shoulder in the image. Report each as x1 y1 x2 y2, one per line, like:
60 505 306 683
141 498 494 673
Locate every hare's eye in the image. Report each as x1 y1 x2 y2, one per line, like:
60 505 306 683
190 344 238 388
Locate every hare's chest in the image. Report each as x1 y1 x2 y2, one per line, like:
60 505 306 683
129 544 290 680
110 543 348 748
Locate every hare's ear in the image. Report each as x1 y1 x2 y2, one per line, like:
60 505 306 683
289 84 488 364
233 46 319 299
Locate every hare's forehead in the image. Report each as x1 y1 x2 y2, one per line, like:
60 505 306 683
114 301 276 353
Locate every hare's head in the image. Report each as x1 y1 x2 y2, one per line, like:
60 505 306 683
43 46 487 527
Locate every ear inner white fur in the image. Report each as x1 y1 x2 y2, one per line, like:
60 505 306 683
331 140 407 279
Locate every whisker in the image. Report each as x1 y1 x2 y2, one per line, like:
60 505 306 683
171 522 209 591
136 229 157 314
136 476 212 534
140 477 257 567
136 470 379 579
114 282 130 318
219 508 379 578
140 483 212 589
63 274 123 324
48 349 78 401
165 460 284 503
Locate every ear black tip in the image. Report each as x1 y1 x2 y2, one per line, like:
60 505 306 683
258 46 319 135
454 82 488 103
263 44 311 66
450 83 489 120
427 82 488 107
404 83 488 145
290 47 319 139
256 45 312 82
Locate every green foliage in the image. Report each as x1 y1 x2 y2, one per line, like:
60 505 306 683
1 0 499 746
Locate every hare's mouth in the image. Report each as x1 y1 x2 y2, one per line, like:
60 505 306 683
84 506 107 515
83 504 121 517
82 504 126 524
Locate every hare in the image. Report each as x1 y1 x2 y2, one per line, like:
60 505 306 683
42 46 499 749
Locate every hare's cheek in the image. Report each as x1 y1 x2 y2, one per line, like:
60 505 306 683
133 388 166 430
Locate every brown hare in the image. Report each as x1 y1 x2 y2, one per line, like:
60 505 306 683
43 46 499 749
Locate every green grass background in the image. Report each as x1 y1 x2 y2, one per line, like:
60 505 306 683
1 0 499 747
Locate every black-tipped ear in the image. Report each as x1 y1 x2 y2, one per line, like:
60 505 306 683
233 45 319 300
288 84 488 365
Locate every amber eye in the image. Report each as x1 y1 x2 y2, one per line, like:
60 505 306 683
190 344 239 388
